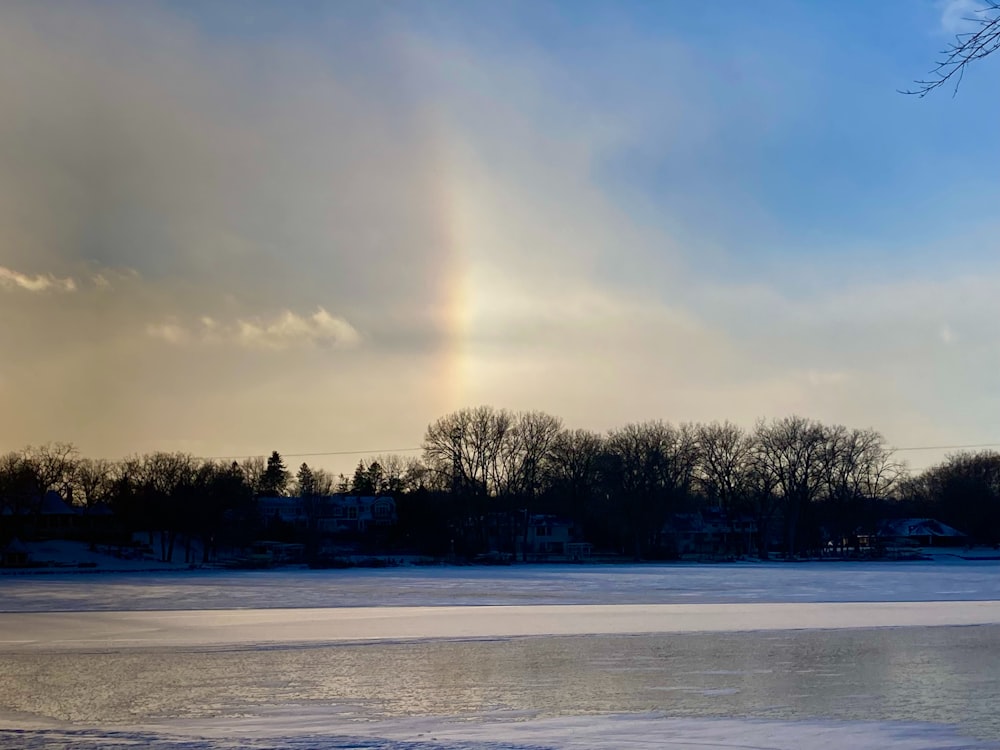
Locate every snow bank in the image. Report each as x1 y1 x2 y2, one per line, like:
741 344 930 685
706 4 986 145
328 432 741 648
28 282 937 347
3 600 1000 650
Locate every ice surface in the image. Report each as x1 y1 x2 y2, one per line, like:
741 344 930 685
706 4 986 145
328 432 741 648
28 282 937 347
3 560 1000 612
3 564 999 749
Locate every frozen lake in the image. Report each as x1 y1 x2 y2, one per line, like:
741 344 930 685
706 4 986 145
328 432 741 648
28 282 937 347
4 560 1000 611
2 562 999 749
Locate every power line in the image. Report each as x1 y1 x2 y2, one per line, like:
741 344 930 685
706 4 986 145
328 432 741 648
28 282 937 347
201 447 423 461
198 441 1000 462
891 442 1000 452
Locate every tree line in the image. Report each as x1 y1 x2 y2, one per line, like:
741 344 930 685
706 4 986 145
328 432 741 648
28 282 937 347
2 408 999 562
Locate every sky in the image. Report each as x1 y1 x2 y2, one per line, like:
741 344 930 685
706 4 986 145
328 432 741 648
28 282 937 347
2 0 999 476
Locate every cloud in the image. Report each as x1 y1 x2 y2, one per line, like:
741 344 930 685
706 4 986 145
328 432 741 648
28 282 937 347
939 0 986 35
145 321 191 346
236 308 361 351
0 266 76 293
147 308 361 351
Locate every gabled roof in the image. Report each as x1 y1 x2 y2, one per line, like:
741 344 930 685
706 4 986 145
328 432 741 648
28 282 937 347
3 537 28 554
41 490 77 515
877 518 967 538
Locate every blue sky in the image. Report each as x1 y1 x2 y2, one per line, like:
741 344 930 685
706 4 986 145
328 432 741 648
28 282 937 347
1 0 998 472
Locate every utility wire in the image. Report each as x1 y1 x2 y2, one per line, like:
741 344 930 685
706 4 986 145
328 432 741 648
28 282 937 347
194 441 1000 467
890 442 1000 452
201 447 423 461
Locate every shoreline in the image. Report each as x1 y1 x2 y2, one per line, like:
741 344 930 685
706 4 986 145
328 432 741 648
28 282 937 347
3 539 1000 577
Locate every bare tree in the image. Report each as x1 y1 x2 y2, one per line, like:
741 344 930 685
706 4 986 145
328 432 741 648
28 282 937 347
0 443 81 533
423 406 514 498
910 451 1000 545
606 421 699 558
501 411 563 498
504 411 563 559
820 426 903 554
73 458 115 508
240 456 267 498
696 422 755 555
369 453 415 494
0 451 38 535
697 422 752 513
754 417 828 558
132 452 198 561
423 406 524 552
905 1 1000 96
550 429 605 517
744 445 782 560
21 442 79 502
311 467 335 497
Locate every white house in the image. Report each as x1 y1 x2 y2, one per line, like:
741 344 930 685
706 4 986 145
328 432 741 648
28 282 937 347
517 514 590 560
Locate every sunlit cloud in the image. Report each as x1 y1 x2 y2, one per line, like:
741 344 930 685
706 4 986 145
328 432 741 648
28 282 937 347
147 308 361 351
236 308 361 351
145 321 191 346
0 266 76 293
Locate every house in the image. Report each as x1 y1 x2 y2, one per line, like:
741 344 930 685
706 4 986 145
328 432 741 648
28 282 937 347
1 490 79 539
258 495 397 535
1 538 30 567
876 518 969 549
516 515 591 561
37 491 80 537
662 508 757 559
258 496 307 527
316 495 397 534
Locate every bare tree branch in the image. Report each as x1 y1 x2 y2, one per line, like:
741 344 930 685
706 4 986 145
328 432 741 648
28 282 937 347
904 1 1000 96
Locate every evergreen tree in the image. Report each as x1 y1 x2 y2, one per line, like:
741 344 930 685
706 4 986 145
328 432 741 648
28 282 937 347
351 460 373 494
260 451 289 497
297 462 316 497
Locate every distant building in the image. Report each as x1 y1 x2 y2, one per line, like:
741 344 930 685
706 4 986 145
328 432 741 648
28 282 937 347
316 495 397 534
1 490 79 539
257 496 306 526
257 495 397 535
517 514 591 561
875 518 968 549
1 538 30 567
37 490 78 536
662 508 757 559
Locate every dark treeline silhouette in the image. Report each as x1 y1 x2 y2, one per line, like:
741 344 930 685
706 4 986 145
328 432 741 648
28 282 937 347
1 409 998 562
